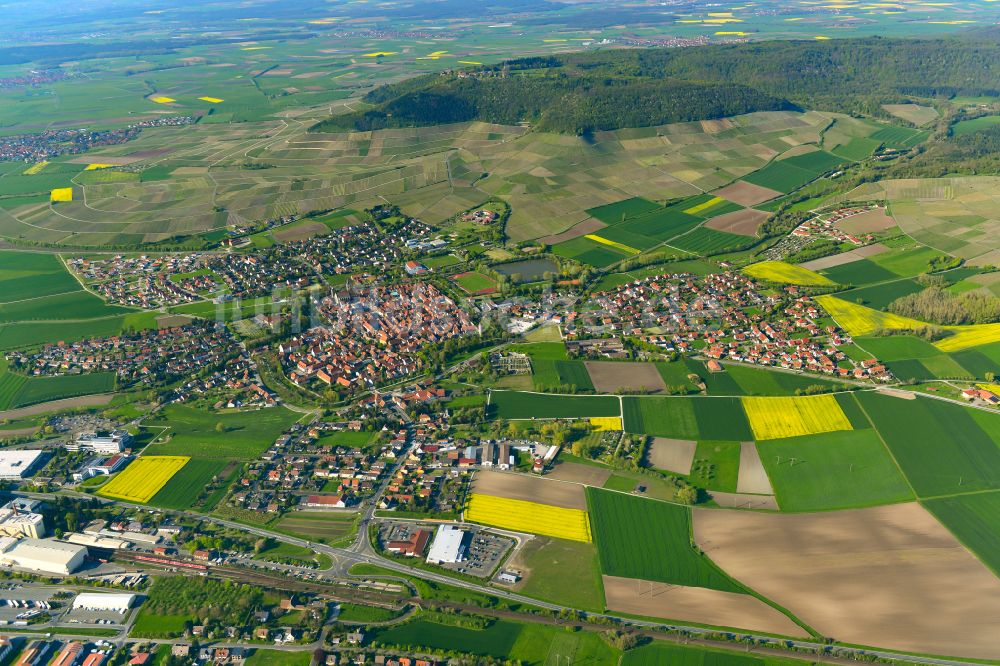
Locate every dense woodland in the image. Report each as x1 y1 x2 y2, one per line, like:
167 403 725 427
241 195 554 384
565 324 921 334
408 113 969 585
314 30 1000 134
889 284 1000 326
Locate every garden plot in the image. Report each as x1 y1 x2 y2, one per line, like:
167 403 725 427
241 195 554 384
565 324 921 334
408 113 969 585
472 470 587 510
602 575 804 637
693 502 1000 660
585 362 666 394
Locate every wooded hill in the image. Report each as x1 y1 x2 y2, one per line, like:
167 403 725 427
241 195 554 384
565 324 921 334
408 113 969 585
313 32 1000 134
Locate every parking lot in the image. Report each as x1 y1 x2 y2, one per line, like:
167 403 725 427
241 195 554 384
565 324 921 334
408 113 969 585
379 522 513 578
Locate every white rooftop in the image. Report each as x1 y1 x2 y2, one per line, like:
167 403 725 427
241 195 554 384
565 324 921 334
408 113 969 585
426 525 467 564
0 450 45 479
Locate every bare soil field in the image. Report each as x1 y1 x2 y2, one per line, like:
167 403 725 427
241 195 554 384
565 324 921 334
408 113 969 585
155 314 194 328
646 438 696 475
66 155 142 166
704 209 771 236
736 442 773 495
799 243 889 270
881 104 939 126
545 461 612 487
693 502 1000 659
473 470 587 510
603 575 804 637
708 492 778 510
834 209 896 234
712 181 783 207
0 394 115 421
585 361 666 394
538 218 607 246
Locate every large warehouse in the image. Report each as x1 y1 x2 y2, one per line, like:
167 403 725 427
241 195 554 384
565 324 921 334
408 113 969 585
0 538 87 575
72 593 136 613
0 450 47 481
425 525 468 565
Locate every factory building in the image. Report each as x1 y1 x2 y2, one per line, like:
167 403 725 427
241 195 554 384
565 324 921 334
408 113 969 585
72 593 136 613
0 538 87 575
0 450 47 481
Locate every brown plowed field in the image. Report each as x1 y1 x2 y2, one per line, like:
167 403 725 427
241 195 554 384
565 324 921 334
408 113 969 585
473 470 587 510
693 502 1000 659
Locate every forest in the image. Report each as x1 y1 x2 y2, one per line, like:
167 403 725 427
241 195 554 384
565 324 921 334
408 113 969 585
314 30 1000 134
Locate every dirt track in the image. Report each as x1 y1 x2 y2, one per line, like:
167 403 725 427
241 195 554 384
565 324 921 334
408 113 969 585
603 575 805 637
473 470 587 510
693 502 1000 659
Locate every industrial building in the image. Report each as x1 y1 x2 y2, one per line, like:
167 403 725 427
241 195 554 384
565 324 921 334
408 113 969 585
69 431 132 454
0 538 87 575
0 450 47 481
72 593 136 613
425 525 467 565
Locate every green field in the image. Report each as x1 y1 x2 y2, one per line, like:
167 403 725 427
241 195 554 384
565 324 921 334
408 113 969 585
142 404 300 461
924 491 1000 576
689 441 741 493
693 397 753 441
818 259 898 286
489 391 620 419
0 312 158 352
857 392 1000 497
0 251 81 303
531 359 594 392
870 126 930 148
149 459 228 510
245 650 311 666
721 364 847 396
671 227 752 255
335 602 405 624
742 161 818 193
586 488 742 592
369 617 620 664
586 197 661 224
512 536 605 612
0 290 133 323
758 429 913 512
837 279 923 310
4 372 116 409
622 641 808 666
952 115 1000 136
623 396 699 439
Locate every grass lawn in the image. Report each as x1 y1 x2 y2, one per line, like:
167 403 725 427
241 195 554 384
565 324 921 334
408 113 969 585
246 650 311 666
513 536 605 612
142 404 301 461
336 602 405 623
586 488 743 593
130 611 191 638
316 430 379 449
758 429 913 512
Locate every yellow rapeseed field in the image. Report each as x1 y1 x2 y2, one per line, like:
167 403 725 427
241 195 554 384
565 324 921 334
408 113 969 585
589 417 623 431
199 97 224 104
816 295 1000 352
744 261 835 286
99 456 189 503
743 395 853 440
584 234 641 255
150 96 176 104
683 196 723 215
466 494 592 542
23 161 48 175
50 188 73 203
363 52 398 57
85 164 114 171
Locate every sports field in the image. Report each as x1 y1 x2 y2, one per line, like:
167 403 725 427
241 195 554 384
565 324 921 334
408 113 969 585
99 456 190 503
466 493 592 542
742 395 853 440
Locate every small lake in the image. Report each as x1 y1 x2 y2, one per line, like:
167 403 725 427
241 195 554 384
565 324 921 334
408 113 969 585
492 258 559 282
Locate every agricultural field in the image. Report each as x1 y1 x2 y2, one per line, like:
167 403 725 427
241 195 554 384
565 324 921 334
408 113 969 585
465 493 592 542
531 359 593 392
273 512 359 546
0 251 81 303
586 488 742 593
924 491 1000 576
694 503 1000 660
881 104 939 126
488 391 621 420
148 459 229 511
472 470 587 510
857 392 1000 497
99 456 190 503
602 575 803 636
742 394 853 440
758 429 913 512
743 261 834 286
584 361 666 394
622 642 808 666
